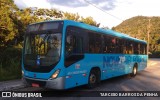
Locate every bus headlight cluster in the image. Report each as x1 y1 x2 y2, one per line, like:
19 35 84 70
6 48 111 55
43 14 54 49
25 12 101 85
51 69 60 79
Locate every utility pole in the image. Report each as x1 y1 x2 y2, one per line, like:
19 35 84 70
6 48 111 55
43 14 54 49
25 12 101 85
147 18 151 55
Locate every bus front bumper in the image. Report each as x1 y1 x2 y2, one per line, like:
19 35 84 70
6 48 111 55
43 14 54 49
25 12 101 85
22 76 65 90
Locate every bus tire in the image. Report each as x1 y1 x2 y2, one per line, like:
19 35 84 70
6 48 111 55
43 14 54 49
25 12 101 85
87 69 100 89
131 65 137 77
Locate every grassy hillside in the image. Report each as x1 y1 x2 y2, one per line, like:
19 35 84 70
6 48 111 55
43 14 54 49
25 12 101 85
113 16 160 57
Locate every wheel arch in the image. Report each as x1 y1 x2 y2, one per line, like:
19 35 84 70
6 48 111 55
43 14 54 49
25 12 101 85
89 67 101 78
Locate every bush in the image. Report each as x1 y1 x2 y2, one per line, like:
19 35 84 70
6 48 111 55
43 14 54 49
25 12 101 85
0 47 21 67
0 47 22 81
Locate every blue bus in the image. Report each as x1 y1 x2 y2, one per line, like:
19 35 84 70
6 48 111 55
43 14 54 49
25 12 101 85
22 20 148 89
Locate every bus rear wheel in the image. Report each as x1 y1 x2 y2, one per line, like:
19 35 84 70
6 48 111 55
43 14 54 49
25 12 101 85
131 66 137 77
87 69 100 89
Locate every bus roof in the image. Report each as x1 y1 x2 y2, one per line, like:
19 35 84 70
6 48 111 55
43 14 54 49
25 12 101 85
29 20 147 44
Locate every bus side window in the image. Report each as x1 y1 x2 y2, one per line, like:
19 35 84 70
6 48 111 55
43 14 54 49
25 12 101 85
88 32 102 53
144 44 147 54
133 43 137 54
126 41 133 54
138 44 140 54
118 39 124 54
140 43 146 55
103 36 108 53
115 38 122 54
134 43 140 54
111 37 116 53
76 37 83 53
122 40 126 54
118 39 126 54
66 29 77 57
130 43 133 54
103 35 114 53
95 35 102 53
104 46 108 53
89 32 95 53
66 27 84 57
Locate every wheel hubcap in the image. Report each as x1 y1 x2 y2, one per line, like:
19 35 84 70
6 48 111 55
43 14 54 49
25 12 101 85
90 74 96 84
133 67 137 75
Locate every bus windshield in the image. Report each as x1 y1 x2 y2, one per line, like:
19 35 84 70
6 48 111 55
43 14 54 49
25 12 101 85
24 32 62 72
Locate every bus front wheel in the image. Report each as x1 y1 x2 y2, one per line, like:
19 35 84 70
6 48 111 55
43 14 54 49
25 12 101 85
87 69 100 89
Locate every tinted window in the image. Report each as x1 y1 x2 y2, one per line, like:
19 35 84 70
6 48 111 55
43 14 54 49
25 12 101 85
65 26 85 67
103 35 118 54
126 41 133 54
89 32 102 53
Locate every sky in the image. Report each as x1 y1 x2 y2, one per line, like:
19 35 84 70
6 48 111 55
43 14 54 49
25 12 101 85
13 0 160 28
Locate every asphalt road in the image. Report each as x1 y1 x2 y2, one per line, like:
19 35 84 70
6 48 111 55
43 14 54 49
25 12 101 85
1 58 160 100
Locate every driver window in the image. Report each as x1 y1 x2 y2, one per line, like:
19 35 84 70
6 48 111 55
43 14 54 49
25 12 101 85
65 27 84 57
66 33 76 57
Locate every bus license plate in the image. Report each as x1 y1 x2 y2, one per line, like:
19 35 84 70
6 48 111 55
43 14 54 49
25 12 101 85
32 83 39 87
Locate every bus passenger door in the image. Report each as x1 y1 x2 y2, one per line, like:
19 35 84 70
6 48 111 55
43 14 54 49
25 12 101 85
64 26 87 89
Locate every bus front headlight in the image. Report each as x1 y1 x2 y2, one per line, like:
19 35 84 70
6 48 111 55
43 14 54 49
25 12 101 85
51 69 60 79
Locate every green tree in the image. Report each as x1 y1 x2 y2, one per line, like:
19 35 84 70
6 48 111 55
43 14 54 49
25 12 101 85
0 1 100 48
63 12 80 21
34 8 63 19
0 0 19 47
80 16 100 27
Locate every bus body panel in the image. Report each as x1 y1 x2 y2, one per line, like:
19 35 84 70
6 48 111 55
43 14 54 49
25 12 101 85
64 54 147 89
